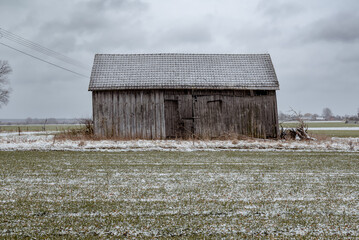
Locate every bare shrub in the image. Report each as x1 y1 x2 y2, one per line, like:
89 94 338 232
79 118 94 136
280 108 314 141
0 60 12 108
54 118 95 141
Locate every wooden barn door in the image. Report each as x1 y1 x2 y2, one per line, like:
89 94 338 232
164 93 194 139
164 91 226 139
194 95 223 138
178 94 195 139
164 100 179 138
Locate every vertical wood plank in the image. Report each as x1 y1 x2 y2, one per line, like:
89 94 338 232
140 91 146 139
92 92 99 136
150 91 155 139
125 91 131 139
118 92 124 138
159 92 166 139
144 92 150 139
131 92 136 138
108 91 113 137
134 91 138 138
99 91 105 137
112 91 118 137
156 90 160 139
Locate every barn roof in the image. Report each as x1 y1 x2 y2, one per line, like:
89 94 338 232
89 53 279 91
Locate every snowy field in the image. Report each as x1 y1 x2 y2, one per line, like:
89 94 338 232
0 151 358 238
0 132 359 152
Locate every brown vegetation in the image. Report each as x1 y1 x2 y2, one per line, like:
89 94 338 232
54 118 95 141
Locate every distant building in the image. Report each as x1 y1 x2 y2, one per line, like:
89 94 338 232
89 53 280 139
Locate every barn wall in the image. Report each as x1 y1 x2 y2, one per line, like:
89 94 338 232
163 90 278 139
92 90 165 139
194 91 279 139
92 89 278 139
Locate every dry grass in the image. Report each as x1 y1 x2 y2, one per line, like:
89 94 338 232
309 132 331 141
54 128 96 141
54 119 95 141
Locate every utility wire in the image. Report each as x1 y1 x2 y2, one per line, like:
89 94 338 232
0 27 87 69
0 27 89 70
3 33 88 69
0 42 89 78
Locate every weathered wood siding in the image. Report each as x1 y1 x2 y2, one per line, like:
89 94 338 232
192 90 278 139
93 90 165 139
93 89 278 139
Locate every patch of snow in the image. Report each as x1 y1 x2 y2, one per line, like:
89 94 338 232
0 131 59 137
0 133 358 152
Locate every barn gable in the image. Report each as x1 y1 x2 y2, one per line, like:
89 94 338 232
89 53 280 139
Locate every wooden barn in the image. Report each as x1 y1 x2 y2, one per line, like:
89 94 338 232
88 53 280 139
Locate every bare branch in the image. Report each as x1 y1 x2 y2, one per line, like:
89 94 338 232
0 60 12 108
280 107 314 141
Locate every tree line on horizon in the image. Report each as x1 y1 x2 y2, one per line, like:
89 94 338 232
279 107 359 122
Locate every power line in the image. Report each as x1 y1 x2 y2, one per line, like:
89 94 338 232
0 42 89 78
3 34 88 69
0 27 88 69
0 27 89 70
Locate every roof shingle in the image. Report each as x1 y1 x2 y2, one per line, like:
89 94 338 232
89 53 279 90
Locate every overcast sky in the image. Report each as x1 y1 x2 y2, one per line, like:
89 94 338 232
0 0 358 118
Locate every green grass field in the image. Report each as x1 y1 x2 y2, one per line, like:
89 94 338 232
1 151 358 238
281 121 359 128
309 130 359 138
0 124 82 132
280 121 359 138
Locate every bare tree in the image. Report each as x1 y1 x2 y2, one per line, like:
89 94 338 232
0 60 12 108
322 107 333 120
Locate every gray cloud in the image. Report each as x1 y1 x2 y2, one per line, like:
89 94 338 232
159 24 212 46
257 0 304 20
1 0 359 118
86 0 147 11
336 48 359 63
304 12 359 43
228 24 282 51
35 0 149 53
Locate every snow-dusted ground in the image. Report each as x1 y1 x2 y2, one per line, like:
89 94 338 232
0 132 358 152
1 150 358 238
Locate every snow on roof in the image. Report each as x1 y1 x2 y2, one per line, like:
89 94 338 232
89 53 279 91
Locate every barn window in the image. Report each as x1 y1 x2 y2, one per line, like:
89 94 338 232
254 90 269 96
